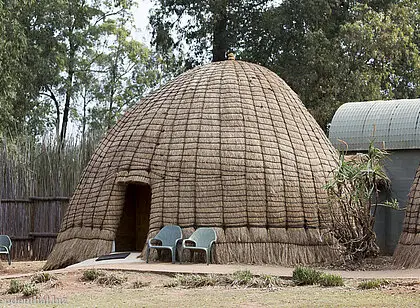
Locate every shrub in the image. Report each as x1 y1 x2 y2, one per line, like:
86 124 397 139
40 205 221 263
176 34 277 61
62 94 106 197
31 272 56 284
231 270 253 286
21 283 39 297
358 279 389 289
81 269 104 281
96 273 127 287
7 280 23 294
292 267 323 286
318 273 344 287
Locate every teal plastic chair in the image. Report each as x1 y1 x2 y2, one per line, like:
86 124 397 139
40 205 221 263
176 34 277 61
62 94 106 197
146 225 182 264
0 235 12 265
181 228 217 265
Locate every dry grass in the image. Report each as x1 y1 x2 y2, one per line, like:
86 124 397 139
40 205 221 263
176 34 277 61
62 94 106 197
0 269 419 307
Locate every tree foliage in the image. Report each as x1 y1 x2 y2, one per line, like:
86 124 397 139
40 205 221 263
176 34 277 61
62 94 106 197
150 0 420 130
0 0 165 143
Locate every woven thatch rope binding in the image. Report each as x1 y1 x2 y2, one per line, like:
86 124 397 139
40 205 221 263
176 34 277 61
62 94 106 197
45 60 340 270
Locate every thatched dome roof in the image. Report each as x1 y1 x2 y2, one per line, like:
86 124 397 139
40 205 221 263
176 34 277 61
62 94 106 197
394 163 420 267
45 60 339 269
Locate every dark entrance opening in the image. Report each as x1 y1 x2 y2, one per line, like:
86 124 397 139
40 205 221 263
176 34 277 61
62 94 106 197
115 183 151 251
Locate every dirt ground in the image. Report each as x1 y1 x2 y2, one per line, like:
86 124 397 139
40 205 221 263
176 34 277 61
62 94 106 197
0 260 419 307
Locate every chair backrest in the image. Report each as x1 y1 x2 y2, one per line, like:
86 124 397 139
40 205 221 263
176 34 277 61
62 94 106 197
155 225 182 246
0 235 11 248
189 228 216 248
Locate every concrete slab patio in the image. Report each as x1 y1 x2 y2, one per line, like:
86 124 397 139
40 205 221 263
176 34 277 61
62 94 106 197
62 252 420 280
1 253 419 280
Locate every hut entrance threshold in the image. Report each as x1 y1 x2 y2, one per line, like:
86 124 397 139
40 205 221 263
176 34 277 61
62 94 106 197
115 183 151 252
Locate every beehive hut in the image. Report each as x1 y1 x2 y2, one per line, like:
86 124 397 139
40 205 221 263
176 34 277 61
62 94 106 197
45 59 340 270
394 164 420 268
329 99 420 254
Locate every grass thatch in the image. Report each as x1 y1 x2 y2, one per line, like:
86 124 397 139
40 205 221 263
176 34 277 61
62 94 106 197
45 60 340 269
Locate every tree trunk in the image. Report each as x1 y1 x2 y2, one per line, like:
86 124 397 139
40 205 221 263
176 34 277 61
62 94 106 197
212 1 228 62
60 29 76 146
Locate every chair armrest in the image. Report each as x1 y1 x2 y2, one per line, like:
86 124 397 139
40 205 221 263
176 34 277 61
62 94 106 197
0 245 9 253
182 239 197 248
148 238 162 247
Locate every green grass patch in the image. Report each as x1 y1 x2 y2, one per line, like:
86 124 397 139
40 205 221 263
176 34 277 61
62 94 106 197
292 267 344 287
292 267 323 286
318 273 344 287
358 279 389 289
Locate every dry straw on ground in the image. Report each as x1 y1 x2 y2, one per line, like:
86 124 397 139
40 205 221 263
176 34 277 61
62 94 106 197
394 163 420 268
45 60 339 270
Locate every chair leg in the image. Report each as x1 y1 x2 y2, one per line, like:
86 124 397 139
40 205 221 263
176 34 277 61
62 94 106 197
146 246 150 263
171 248 176 264
206 250 210 265
7 253 11 265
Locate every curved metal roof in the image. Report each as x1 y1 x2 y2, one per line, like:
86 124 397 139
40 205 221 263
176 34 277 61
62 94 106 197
329 99 420 151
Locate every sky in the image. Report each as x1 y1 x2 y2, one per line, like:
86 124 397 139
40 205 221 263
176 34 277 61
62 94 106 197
132 0 154 46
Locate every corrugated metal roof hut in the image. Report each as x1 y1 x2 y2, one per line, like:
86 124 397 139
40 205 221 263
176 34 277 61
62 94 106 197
329 99 420 254
45 59 340 270
394 163 420 267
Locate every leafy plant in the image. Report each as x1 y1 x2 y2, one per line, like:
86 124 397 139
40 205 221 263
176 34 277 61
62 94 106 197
7 280 23 294
21 283 39 297
324 140 393 260
358 279 389 289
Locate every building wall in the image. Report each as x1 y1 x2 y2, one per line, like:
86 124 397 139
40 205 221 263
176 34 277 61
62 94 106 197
375 150 418 254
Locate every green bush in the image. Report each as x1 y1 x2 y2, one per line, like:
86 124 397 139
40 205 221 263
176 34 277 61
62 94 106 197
7 280 23 294
292 267 323 285
81 269 104 281
318 273 344 287
21 283 39 297
358 279 389 289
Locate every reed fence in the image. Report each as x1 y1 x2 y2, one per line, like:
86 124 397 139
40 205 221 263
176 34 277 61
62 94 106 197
0 134 99 261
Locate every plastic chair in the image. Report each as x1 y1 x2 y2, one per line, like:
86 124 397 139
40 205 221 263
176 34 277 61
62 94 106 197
181 228 216 265
0 235 12 265
146 225 182 264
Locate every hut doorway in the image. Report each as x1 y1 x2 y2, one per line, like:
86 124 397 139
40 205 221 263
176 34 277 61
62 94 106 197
115 183 151 252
